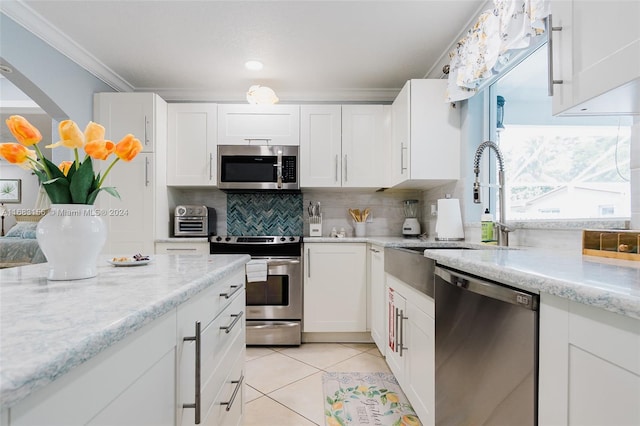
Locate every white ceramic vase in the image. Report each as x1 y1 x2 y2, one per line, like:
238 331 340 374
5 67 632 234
36 204 107 281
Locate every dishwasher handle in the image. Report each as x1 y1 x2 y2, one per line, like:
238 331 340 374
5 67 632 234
435 266 538 311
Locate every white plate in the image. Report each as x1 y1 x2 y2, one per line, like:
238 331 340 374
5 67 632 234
107 258 152 267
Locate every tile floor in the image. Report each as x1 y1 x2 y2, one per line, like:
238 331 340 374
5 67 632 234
243 343 390 426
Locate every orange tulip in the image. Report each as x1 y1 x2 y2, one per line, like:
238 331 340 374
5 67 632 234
114 134 142 162
0 143 36 168
85 139 115 160
58 160 73 176
5 115 42 146
47 120 84 149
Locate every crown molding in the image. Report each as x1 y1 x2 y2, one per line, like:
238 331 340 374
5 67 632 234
1 0 133 92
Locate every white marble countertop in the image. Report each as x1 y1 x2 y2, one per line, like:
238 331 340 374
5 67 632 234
304 236 640 320
0 253 250 409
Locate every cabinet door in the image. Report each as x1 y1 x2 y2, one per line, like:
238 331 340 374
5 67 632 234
385 282 406 385
303 243 367 332
217 104 300 146
167 103 217 186
405 302 435 426
551 0 640 115
99 153 154 255
391 81 410 186
299 105 342 187
341 105 387 188
369 245 386 355
94 92 157 152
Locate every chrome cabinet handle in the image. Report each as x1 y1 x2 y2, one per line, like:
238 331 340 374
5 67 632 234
144 114 150 146
166 248 197 251
398 309 408 357
244 138 272 144
183 321 201 424
219 284 242 299
546 14 564 96
394 307 400 353
144 157 150 186
369 248 380 253
307 248 311 278
400 143 408 173
209 153 214 181
344 155 348 182
220 311 244 334
335 155 339 182
221 374 244 412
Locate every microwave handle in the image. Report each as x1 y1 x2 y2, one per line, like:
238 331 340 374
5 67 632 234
276 149 283 189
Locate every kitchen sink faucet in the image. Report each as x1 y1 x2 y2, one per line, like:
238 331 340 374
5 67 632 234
473 141 511 246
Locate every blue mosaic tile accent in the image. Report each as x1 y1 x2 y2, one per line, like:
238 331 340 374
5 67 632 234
227 193 303 236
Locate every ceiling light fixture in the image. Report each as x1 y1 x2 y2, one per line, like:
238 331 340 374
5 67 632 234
246 85 279 105
244 60 264 71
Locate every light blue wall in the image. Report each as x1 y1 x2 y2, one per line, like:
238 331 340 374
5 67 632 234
0 13 114 125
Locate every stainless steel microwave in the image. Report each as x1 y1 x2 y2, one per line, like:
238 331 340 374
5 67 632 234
217 145 299 191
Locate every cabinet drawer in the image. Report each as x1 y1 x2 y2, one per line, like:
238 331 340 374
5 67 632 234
179 294 245 426
155 241 209 254
178 270 245 335
205 345 245 426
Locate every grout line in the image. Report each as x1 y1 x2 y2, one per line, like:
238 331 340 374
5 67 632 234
263 394 322 426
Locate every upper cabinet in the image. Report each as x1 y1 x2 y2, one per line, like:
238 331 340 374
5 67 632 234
217 104 300 145
300 104 389 188
390 79 461 189
93 92 158 152
167 103 218 186
551 0 640 115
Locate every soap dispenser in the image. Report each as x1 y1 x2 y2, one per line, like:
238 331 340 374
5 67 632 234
481 208 494 242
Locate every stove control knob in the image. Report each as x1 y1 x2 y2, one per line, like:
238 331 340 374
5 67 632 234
215 236 222 242
289 237 295 241
280 237 286 242
225 237 231 242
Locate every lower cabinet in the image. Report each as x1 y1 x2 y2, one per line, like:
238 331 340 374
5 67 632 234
368 244 386 354
177 270 246 426
7 311 177 426
303 243 367 333
386 274 435 426
539 294 640 426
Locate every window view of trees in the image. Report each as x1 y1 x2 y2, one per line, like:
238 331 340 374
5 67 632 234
491 45 632 220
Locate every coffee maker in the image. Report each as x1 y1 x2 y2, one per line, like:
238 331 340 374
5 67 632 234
402 200 421 237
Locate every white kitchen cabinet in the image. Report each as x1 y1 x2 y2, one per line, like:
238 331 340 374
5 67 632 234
300 105 389 188
550 0 640 115
390 79 460 189
94 92 169 255
167 103 217 186
368 244 386 355
8 311 177 426
93 92 158 153
155 240 209 254
539 294 640 426
217 104 300 146
303 243 367 332
385 274 435 426
177 269 246 426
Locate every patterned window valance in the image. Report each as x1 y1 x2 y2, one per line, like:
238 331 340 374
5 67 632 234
446 0 550 102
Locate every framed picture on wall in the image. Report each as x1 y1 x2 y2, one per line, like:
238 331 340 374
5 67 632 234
0 179 22 203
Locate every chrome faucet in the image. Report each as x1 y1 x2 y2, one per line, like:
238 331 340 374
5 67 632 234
473 141 511 246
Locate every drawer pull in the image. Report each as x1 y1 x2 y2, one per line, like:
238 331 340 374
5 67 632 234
221 374 244 412
220 311 244 334
183 321 201 424
220 284 242 299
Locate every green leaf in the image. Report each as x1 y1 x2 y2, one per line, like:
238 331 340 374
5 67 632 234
41 157 66 179
86 187 119 205
42 178 71 204
69 158 94 204
326 397 334 405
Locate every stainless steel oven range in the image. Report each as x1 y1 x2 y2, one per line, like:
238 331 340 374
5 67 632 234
210 235 303 345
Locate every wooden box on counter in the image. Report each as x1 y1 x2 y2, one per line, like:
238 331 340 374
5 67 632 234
582 229 640 261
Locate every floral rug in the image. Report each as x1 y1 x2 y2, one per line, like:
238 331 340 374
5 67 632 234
322 372 421 426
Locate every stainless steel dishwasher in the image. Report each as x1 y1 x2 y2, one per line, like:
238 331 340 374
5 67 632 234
434 265 539 426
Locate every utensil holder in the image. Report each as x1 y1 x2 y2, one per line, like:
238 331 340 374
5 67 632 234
309 215 322 237
354 222 366 237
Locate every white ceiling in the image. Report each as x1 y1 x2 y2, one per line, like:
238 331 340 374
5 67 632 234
3 0 487 103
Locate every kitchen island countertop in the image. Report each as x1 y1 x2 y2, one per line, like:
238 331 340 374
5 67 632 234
0 253 250 409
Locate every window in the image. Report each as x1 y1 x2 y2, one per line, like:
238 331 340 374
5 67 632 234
489 45 632 221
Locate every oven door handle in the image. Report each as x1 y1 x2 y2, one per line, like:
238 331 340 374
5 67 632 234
265 259 300 267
